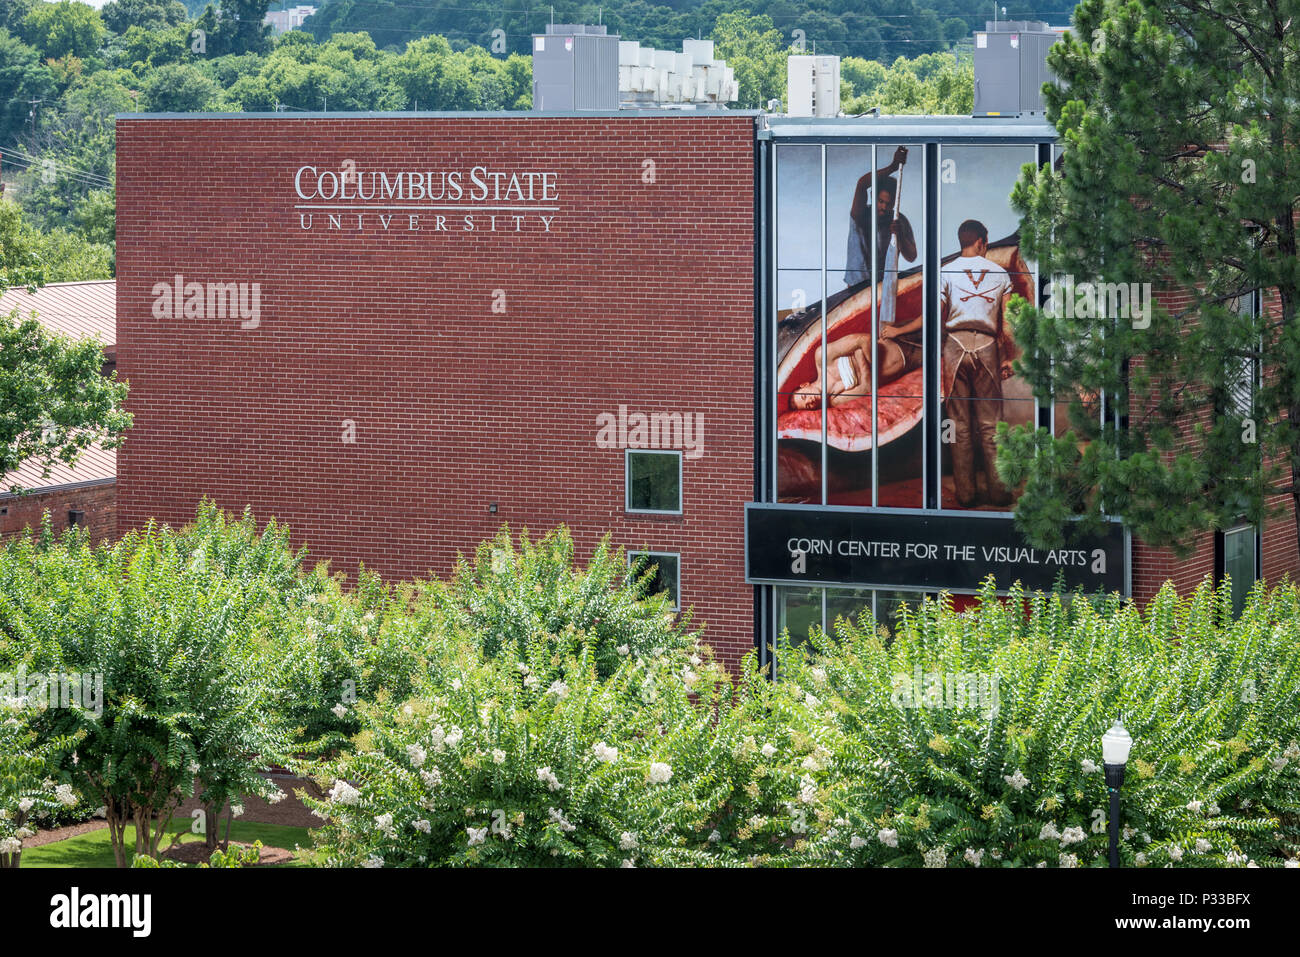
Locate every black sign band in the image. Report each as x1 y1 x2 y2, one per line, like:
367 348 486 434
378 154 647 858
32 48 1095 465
745 504 1126 593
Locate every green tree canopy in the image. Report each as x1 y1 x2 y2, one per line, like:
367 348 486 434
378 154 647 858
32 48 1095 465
1002 0 1300 556
20 0 107 61
0 300 130 492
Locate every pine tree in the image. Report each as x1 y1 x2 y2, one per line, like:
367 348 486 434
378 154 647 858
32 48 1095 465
1000 0 1300 555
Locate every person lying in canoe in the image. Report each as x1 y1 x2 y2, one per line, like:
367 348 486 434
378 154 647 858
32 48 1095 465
789 321 921 410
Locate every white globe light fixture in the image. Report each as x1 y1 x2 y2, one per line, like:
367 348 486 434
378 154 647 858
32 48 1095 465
1102 719 1133 766
1101 718 1133 867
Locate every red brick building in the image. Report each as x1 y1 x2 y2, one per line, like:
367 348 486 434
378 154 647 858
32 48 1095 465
114 112 1298 670
115 113 758 664
1 280 118 545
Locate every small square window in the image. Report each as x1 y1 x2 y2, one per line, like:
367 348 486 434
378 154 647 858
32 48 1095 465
625 450 682 514
627 552 680 612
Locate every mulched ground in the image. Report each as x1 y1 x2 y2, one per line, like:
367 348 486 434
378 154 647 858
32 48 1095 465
160 840 295 866
174 772 325 830
24 819 108 849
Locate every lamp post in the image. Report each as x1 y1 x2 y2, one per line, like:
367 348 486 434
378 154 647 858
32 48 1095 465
1102 718 1133 868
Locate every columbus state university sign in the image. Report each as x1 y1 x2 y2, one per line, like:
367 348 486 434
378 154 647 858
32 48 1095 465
293 164 559 233
745 504 1127 594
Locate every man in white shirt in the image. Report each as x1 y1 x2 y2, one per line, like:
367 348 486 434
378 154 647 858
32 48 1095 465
940 219 1017 507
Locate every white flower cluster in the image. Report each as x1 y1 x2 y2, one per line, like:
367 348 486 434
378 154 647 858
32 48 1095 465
1003 769 1029 791
536 766 563 791
548 807 576 833
430 725 463 751
592 742 619 763
1059 826 1086 847
406 744 427 768
877 828 899 848
922 846 946 868
797 775 817 804
648 762 673 785
329 780 361 806
963 848 984 867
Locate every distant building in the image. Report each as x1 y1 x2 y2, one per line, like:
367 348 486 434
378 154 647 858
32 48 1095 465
264 5 317 34
0 281 117 545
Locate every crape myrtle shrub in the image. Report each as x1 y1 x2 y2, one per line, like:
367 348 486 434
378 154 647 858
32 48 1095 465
0 502 421 864
776 579 1300 867
416 526 699 677
301 629 843 868
0 714 81 868
304 526 859 867
0 511 289 864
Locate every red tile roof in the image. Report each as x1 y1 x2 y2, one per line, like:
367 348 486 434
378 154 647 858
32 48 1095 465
1 280 117 495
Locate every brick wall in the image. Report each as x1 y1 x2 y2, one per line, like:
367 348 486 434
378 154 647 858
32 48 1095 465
115 115 758 667
0 481 117 545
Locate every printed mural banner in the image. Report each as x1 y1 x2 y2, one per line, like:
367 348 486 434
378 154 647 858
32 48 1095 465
775 143 1038 511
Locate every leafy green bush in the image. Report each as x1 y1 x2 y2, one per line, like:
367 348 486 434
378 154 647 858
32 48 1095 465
0 709 82 868
0 512 294 865
301 625 840 867
773 579 1300 867
132 840 265 868
411 526 699 679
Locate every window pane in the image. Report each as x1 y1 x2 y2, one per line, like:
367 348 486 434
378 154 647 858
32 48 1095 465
777 585 823 648
825 586 873 634
938 144 1038 511
629 553 679 610
872 590 915 641
627 452 680 512
1224 528 1256 617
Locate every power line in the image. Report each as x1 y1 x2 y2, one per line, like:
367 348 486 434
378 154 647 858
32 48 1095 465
0 147 113 185
0 148 113 190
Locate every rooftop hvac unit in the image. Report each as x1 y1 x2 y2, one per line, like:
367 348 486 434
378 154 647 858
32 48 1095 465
618 41 640 66
972 23 1058 116
682 38 714 66
786 55 840 116
531 24 620 111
